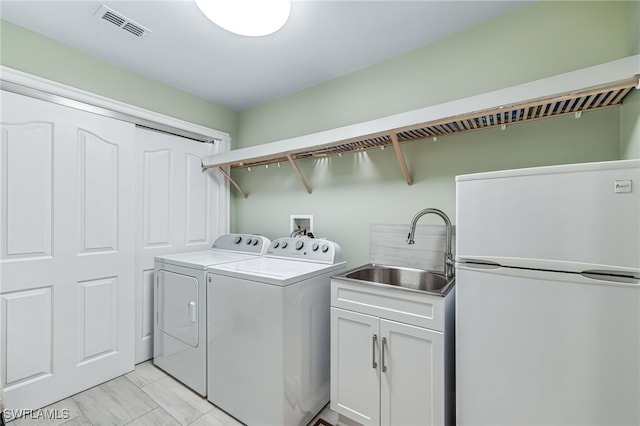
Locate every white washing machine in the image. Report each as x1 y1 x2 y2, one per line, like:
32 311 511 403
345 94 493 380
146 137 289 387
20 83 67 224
153 233 270 396
206 237 347 426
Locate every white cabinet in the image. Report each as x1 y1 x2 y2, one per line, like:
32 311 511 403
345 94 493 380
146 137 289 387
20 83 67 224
330 279 454 426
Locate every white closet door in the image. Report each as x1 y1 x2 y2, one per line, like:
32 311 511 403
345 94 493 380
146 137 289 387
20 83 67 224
134 128 226 363
0 90 135 410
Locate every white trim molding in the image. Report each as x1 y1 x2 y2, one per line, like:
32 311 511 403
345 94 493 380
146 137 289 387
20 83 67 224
0 65 231 145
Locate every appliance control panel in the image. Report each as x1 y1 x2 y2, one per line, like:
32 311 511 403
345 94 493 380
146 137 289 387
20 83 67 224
266 237 343 264
211 234 271 255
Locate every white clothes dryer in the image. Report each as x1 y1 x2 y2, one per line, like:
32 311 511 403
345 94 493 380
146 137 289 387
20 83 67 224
206 237 347 426
153 234 270 396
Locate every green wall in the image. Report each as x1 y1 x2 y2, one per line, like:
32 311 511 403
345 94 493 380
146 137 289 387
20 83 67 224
0 19 237 136
236 1 636 147
621 89 640 159
1 2 638 268
620 0 640 159
232 1 640 267
232 109 621 266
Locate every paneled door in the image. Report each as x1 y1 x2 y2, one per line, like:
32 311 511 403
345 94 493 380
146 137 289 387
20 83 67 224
380 319 444 426
330 308 380 426
0 91 135 410
134 128 225 363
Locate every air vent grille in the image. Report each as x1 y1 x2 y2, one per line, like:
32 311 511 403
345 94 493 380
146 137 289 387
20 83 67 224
95 5 150 38
122 22 145 37
102 11 125 27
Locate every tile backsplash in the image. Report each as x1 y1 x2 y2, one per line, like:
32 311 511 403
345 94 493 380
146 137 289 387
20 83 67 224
369 223 456 272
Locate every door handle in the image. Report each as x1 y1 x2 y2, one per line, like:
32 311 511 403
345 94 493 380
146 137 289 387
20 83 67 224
189 301 196 322
580 270 640 284
372 334 378 369
381 337 387 373
155 277 160 326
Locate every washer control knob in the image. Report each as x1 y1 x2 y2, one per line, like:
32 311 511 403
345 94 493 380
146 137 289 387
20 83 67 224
246 238 253 245
312 243 319 251
273 241 280 249
321 244 329 253
281 241 288 249
295 240 304 250
234 236 242 244
252 239 259 246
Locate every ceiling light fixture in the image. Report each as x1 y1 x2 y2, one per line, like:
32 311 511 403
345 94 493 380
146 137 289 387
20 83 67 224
194 0 291 37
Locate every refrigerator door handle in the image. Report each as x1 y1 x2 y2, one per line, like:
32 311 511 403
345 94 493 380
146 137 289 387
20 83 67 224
580 270 640 284
456 259 501 269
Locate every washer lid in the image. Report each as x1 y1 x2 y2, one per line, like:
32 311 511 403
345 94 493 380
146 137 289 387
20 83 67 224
208 257 347 286
155 250 258 270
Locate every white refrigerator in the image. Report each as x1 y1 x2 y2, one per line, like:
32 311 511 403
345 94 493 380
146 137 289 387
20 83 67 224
455 159 640 426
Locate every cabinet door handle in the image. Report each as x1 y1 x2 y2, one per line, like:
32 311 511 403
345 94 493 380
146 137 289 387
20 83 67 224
372 334 378 369
381 337 388 373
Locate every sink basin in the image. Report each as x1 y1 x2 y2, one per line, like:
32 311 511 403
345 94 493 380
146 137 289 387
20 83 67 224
340 264 454 296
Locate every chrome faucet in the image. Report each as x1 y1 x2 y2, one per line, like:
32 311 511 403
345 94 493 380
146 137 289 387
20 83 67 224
406 208 455 280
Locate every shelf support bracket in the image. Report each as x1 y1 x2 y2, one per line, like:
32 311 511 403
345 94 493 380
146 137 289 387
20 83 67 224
287 154 312 194
390 133 413 186
217 166 248 199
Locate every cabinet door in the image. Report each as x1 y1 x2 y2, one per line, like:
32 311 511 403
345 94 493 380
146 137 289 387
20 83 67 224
380 319 445 426
330 308 380 426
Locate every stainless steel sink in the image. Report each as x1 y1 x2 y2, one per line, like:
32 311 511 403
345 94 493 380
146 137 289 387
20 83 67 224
339 263 454 296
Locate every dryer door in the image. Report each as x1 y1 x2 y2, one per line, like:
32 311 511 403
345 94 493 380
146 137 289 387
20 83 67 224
157 270 199 347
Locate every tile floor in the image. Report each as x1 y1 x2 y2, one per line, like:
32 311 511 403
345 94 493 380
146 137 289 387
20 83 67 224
8 361 338 426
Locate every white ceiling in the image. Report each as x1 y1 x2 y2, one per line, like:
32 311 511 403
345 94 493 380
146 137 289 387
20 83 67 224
1 0 530 111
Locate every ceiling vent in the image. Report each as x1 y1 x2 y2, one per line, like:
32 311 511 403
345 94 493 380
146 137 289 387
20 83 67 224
94 5 151 38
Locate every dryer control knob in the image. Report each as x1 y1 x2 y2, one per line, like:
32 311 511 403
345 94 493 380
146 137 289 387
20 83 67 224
273 241 280 249
252 239 259 245
295 240 304 250
321 244 329 253
312 243 319 251
281 241 288 248
246 238 253 245
234 236 242 244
